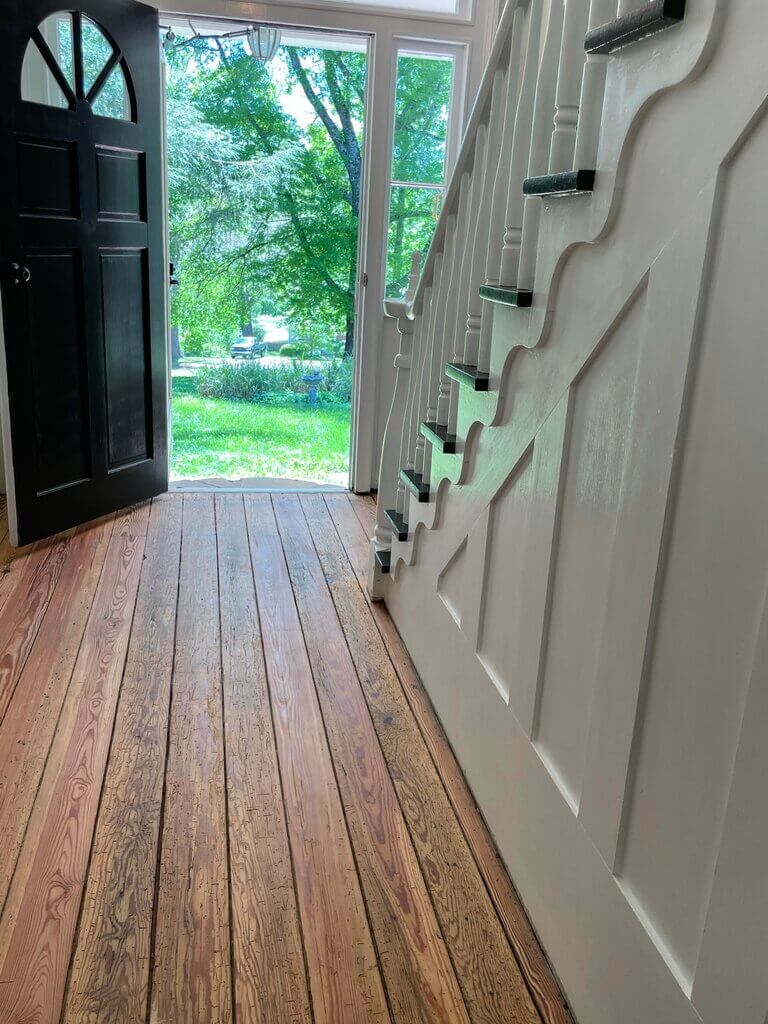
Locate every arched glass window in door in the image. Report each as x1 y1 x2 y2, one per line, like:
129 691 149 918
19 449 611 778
21 11 135 121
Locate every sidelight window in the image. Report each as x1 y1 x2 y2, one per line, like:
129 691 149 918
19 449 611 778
385 44 462 298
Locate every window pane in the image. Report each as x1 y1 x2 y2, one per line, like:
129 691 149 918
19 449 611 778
21 40 69 109
82 16 115 96
386 185 442 298
21 13 75 109
92 62 132 121
392 53 454 185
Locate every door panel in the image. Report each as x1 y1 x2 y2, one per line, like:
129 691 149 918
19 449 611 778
0 0 167 545
101 250 151 469
28 250 90 493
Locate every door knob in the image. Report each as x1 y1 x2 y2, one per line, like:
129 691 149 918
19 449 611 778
9 263 31 285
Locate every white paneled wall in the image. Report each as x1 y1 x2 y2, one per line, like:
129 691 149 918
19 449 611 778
376 0 768 1022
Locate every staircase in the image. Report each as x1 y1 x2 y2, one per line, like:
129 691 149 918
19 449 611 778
369 0 699 589
367 1 768 1023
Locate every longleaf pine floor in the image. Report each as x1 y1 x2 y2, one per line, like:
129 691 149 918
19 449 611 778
0 492 569 1024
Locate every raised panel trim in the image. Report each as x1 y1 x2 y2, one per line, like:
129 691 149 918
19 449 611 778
577 176 724 870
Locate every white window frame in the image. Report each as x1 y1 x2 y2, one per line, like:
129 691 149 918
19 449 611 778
383 36 467 298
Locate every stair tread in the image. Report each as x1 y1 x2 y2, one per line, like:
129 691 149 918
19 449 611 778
523 169 595 196
479 285 533 307
384 508 409 541
585 0 685 55
400 468 431 502
421 422 458 454
445 362 491 392
375 548 392 574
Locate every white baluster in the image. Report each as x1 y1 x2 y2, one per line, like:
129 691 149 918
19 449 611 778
406 250 422 305
406 285 432 481
516 0 565 293
397 306 424 514
373 303 413 559
573 0 618 170
414 267 441 478
447 125 488 435
463 67 507 370
499 0 546 288
479 6 527 372
437 172 471 425
549 0 592 173
426 215 456 429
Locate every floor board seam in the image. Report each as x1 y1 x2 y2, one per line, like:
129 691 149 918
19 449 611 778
275 494 406 1024
243 494 318 1024
59 506 152 1024
143 496 185 1024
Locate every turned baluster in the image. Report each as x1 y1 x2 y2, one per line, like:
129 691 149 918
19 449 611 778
479 6 527 373
414 262 442 478
436 172 471 426
573 0 618 170
462 66 507 370
447 125 488 436
426 214 456 429
499 0 546 288
406 286 432 480
549 0 591 172
374 304 414 554
405 250 421 304
516 0 566 293
396 306 424 515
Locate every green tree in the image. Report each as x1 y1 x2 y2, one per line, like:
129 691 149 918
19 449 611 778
165 34 451 355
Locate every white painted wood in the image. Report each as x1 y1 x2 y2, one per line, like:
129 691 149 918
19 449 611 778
578 178 723 868
462 67 506 368
572 0 615 170
378 3 768 1022
499 0 545 288
549 0 590 172
516 0 563 292
691 585 768 1024
480 4 527 370
448 124 487 432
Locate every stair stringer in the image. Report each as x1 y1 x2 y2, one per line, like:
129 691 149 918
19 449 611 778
387 0 725 579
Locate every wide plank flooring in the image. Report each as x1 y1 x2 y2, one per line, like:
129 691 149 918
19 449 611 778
0 492 571 1024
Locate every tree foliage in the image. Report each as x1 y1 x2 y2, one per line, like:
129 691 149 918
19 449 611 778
166 35 451 354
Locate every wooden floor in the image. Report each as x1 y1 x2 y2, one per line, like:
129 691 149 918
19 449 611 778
0 492 571 1024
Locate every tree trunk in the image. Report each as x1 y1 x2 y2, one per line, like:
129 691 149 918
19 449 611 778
345 312 355 358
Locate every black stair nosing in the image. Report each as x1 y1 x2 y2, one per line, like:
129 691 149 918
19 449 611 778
585 0 685 55
375 548 392 574
523 169 596 197
479 284 533 308
420 421 458 455
384 508 409 541
445 362 491 393
399 467 432 503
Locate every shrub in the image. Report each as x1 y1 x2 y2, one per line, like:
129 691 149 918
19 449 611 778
279 343 304 358
194 358 354 405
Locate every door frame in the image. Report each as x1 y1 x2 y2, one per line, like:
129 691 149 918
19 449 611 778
156 0 497 494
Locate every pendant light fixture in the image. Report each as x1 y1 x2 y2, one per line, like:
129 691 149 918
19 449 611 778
245 24 282 62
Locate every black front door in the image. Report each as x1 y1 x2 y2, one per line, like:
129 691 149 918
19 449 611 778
0 0 167 545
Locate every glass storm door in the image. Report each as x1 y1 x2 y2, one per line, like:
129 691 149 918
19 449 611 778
0 0 167 545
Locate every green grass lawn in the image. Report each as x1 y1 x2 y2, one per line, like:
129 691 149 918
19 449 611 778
171 377 351 483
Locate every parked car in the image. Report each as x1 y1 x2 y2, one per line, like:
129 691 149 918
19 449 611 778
231 336 266 360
